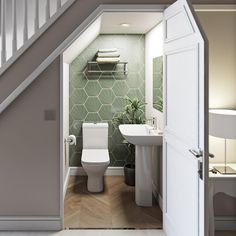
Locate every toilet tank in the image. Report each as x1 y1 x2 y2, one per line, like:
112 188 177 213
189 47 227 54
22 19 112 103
83 122 108 149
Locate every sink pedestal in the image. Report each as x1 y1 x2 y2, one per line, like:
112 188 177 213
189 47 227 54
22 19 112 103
135 145 153 207
118 124 162 207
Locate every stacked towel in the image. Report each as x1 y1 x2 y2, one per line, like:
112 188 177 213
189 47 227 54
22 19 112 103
96 48 120 64
97 52 120 58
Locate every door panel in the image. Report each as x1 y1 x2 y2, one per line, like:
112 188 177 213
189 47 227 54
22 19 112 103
166 10 194 42
166 45 199 147
166 143 198 236
163 0 208 236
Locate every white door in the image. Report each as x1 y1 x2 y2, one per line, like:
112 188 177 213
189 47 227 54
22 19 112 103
163 0 208 236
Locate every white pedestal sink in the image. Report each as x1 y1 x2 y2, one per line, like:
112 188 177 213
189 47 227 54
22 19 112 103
119 124 162 207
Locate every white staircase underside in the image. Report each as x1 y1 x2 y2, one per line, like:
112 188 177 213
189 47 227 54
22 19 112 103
0 4 166 114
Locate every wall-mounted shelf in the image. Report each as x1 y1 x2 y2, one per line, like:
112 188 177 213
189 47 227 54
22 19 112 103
86 61 128 75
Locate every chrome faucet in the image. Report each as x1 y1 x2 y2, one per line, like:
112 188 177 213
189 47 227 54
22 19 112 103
152 117 158 130
145 117 158 130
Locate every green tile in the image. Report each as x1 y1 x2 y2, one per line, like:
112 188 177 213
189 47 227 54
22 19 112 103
108 136 116 150
98 77 115 88
70 151 82 166
126 73 143 89
112 97 127 113
85 81 102 96
109 152 116 166
70 72 88 89
69 115 73 127
69 97 74 111
112 80 129 96
139 81 145 95
112 144 129 161
111 129 124 145
98 105 114 120
70 105 87 120
71 56 87 71
70 89 88 105
82 48 97 62
70 120 82 137
108 121 116 137
113 160 126 167
69 34 145 167
97 35 115 48
98 89 115 104
69 81 75 94
85 97 102 112
85 113 101 122
127 89 143 101
153 57 163 74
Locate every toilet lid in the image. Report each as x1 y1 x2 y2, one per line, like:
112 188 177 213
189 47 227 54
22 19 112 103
82 149 110 164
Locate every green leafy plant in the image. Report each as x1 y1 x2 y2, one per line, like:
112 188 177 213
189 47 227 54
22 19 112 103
113 97 145 159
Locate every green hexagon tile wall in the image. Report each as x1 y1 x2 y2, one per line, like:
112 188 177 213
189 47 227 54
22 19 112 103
69 34 145 166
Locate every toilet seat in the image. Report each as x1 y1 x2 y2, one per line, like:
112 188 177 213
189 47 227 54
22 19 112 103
82 149 110 165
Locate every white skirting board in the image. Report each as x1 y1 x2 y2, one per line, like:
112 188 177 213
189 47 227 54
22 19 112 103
63 169 70 199
152 182 163 211
0 217 61 231
215 217 236 231
70 166 124 176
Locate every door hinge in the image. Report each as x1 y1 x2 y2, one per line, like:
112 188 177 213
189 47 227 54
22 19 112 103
198 161 203 180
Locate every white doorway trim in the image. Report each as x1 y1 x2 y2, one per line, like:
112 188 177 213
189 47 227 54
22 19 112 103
59 3 236 231
59 4 166 230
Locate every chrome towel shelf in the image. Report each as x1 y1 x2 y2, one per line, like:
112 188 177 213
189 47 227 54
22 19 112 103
86 61 128 75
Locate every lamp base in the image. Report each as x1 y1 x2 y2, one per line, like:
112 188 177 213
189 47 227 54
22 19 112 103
214 166 236 174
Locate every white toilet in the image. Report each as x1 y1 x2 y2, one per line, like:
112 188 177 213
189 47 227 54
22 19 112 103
81 122 110 192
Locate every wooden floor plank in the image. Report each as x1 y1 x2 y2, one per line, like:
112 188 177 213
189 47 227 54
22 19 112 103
64 176 162 229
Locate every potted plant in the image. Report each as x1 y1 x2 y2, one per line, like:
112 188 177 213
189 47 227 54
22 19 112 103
113 97 145 186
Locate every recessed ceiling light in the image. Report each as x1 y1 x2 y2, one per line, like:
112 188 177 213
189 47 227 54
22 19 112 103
120 23 130 27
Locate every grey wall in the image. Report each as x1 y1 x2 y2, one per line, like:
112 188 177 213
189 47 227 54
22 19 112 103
69 34 145 167
0 0 234 222
0 58 60 216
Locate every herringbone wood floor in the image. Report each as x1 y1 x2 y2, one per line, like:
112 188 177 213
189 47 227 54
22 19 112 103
64 176 162 229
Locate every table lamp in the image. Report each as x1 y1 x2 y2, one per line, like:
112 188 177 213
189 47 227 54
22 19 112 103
209 109 236 174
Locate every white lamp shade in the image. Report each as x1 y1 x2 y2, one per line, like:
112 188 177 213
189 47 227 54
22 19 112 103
209 109 236 139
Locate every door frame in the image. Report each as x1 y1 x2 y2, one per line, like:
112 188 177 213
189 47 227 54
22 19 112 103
59 3 236 232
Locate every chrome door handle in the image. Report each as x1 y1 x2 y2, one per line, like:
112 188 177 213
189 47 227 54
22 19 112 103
189 149 202 158
189 149 215 158
209 153 214 158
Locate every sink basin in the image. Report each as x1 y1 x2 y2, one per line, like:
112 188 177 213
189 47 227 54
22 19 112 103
119 124 162 146
119 124 163 207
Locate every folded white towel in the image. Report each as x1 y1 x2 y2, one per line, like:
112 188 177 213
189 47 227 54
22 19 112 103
96 57 120 64
98 48 117 53
97 52 120 58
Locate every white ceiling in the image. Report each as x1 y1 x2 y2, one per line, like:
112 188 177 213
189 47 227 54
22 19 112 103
63 12 163 63
100 12 163 34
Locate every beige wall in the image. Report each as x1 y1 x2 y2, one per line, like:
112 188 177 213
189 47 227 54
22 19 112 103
198 12 236 110
0 0 235 223
197 12 236 164
197 11 236 217
197 12 236 166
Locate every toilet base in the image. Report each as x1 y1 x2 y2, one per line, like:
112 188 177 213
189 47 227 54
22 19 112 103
87 176 104 193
